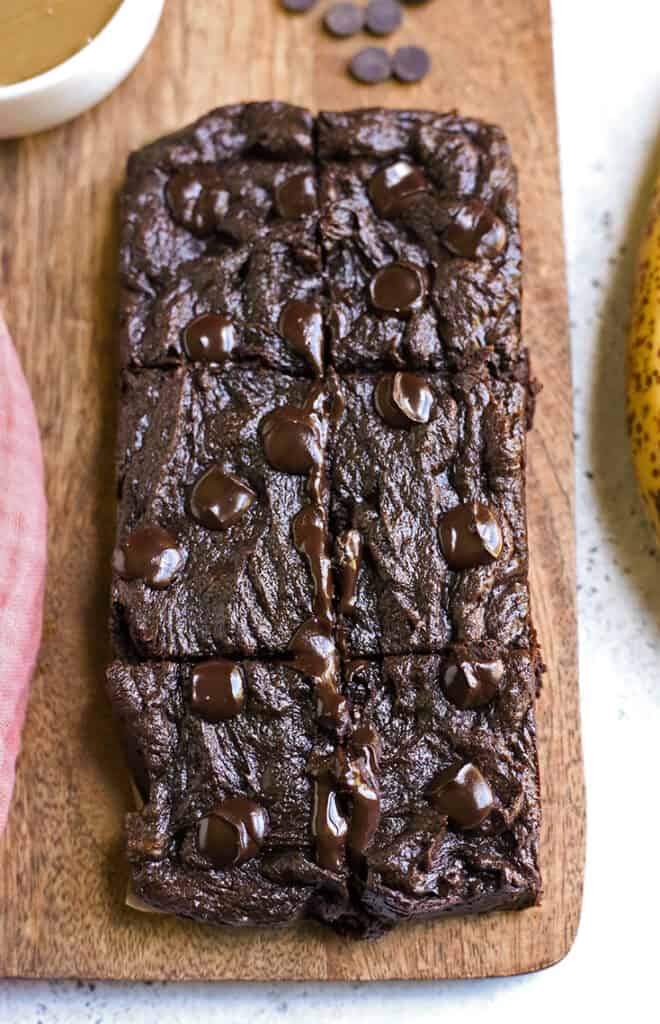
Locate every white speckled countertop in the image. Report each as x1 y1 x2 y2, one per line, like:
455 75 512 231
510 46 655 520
2 1 660 1019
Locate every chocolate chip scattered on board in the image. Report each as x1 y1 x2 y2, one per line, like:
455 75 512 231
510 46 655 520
349 46 393 84
365 0 403 36
324 2 365 37
281 0 318 11
392 44 431 82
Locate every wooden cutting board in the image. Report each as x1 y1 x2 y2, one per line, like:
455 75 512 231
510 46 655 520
0 0 584 980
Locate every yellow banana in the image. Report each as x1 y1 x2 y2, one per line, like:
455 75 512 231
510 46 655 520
627 174 660 538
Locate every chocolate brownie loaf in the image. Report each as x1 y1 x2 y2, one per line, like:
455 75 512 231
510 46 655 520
108 102 542 938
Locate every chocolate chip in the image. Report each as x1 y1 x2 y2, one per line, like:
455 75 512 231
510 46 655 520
368 161 427 217
275 172 317 219
261 405 323 474
112 525 183 589
281 0 317 11
349 47 392 85
438 502 503 570
198 798 269 868
183 313 236 363
443 200 507 259
279 300 324 375
430 763 494 829
324 2 364 36
392 45 431 82
369 261 427 315
191 660 246 722
190 468 256 530
374 372 433 428
166 167 225 237
365 0 403 36
442 657 504 709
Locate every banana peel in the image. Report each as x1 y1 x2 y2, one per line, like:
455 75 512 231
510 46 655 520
626 174 660 538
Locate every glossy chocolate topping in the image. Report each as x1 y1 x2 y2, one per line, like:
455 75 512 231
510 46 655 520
198 797 269 868
166 166 223 236
190 468 256 530
275 172 317 219
430 762 494 829
441 656 503 709
287 618 347 729
374 371 433 428
112 525 183 589
183 313 236 363
279 300 324 376
261 405 323 474
369 261 427 316
312 774 348 873
438 502 503 570
443 200 507 260
368 160 427 218
337 528 362 615
337 742 381 858
191 659 246 721
293 504 334 622
350 722 382 774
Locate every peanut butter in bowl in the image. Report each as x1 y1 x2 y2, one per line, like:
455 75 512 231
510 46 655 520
1 0 122 86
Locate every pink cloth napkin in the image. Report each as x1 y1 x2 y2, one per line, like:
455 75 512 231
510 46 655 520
0 314 47 834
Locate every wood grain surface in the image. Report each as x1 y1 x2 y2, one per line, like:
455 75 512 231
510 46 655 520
0 0 585 980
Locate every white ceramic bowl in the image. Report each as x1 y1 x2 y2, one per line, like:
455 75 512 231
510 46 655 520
0 0 165 139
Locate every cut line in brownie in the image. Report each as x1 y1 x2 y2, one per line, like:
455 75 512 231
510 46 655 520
118 103 528 388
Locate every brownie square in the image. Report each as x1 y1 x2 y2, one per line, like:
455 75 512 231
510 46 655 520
330 363 532 656
316 110 521 376
106 659 362 931
119 102 323 373
111 366 333 658
120 223 325 375
341 648 541 927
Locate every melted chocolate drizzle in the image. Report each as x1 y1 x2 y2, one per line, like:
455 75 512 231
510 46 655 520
287 618 347 729
312 774 348 873
336 723 382 858
293 504 333 622
337 528 362 615
279 300 324 376
263 377 380 873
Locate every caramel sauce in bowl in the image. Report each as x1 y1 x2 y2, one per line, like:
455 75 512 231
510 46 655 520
1 1 123 86
0 0 165 138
